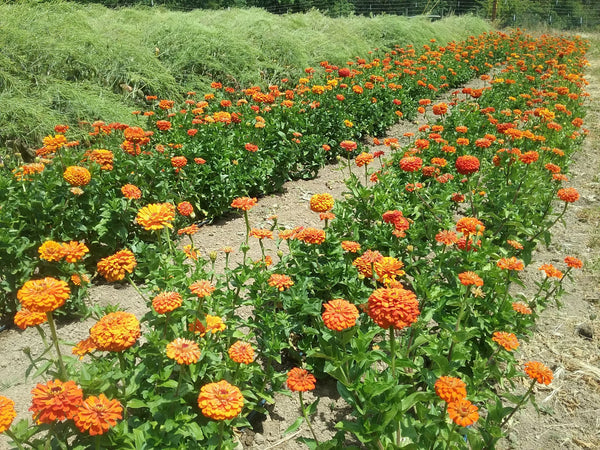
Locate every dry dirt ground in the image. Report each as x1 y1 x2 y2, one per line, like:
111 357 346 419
1 47 599 450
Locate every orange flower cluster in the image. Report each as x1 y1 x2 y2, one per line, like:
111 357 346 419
353 249 383 277
72 337 97 359
166 338 201 365
30 379 83 424
399 156 423 172
296 227 326 245
86 149 114 170
14 308 47 329
177 201 193 216
456 217 485 236
90 311 140 352
309 193 334 213
512 302 532 315
228 341 255 364
0 396 16 433
152 291 183 314
197 380 244 420
524 361 553 385
492 331 520 351
73 394 122 436
367 287 420 330
60 241 90 263
286 367 316 392
189 280 215 298
136 203 176 230
63 166 91 187
121 184 142 199
322 299 359 331
231 197 257 211
97 249 137 282
382 210 410 237
189 315 226 337
434 376 467 403
17 277 71 313
268 273 294 291
355 152 374 167
564 256 583 268
539 263 563 279
12 162 45 181
340 140 357 152
373 256 405 285
497 256 524 271
434 376 479 426
447 399 480 427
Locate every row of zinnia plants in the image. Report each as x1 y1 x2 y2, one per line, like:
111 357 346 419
0 31 590 449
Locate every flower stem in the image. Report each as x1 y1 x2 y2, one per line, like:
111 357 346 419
4 429 26 450
46 311 67 380
299 392 320 445
501 379 537 427
175 365 185 397
126 275 148 303
389 327 397 377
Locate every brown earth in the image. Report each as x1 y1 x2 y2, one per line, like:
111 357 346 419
1 44 599 450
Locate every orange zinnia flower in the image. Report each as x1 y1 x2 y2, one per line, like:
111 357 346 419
458 271 483 287
152 291 183 314
166 338 201 365
367 287 420 330
72 336 97 359
30 379 83 424
435 230 459 246
178 224 200 236
17 277 70 313
189 280 215 298
268 274 294 291
341 241 361 253
447 399 479 426
374 257 405 285
492 331 519 351
97 249 137 282
198 380 244 420
340 140 357 152
539 263 563 279
0 396 16 433
63 166 91 187
456 217 485 237
434 376 467 403
14 308 47 329
564 256 583 268
250 228 274 240
355 152 374 167
228 341 255 364
497 256 524 271
399 156 423 172
296 227 326 245
353 249 384 277
455 155 480 175
309 193 335 213
512 302 532 314
231 197 257 211
38 240 64 262
177 201 193 216
286 368 316 392
189 315 226 337
90 311 140 352
322 299 359 331
136 203 176 230
507 239 523 250
121 184 142 199
557 187 579 203
171 156 187 168
60 241 89 263
73 394 122 436
524 361 553 385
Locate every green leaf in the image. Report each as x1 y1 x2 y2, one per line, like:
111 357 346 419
284 417 304 435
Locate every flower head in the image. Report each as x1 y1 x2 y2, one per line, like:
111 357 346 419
353 249 383 277
512 302 532 315
497 256 524 271
322 299 359 331
63 166 91 187
121 184 141 199
434 376 467 403
492 331 519 351
456 217 485 236
539 263 563 279
341 241 361 253
198 380 244 420
435 230 459 246
447 399 479 426
458 271 483 287
17 277 70 313
250 228 274 240
309 193 334 213
177 201 193 216
231 197 257 211
268 274 294 291
73 394 122 436
455 155 480 175
228 341 255 364
60 241 89 263
136 203 176 230
189 315 226 337
72 337 97 359
355 152 374 167
90 312 140 352
189 280 215 298
557 187 579 203
0 396 16 433
97 249 137 282
367 287 420 330
30 379 83 424
399 156 423 172
564 256 583 268
286 368 316 392
14 308 48 329
296 227 326 245
340 140 357 152
524 361 553 385
152 291 183 314
373 257 405 285
38 241 64 262
166 338 201 365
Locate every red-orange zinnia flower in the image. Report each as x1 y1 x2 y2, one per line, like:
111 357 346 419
14 308 48 329
434 376 467 403
30 379 83 424
524 361 553 385
121 184 141 199
341 241 361 253
231 197 257 211
60 241 89 263
455 155 480 175
296 227 326 245
198 380 244 420
322 299 359 331
373 257 405 285
492 331 519 351
447 399 479 426
152 291 183 314
177 201 193 216
512 302 532 314
564 256 583 268
456 217 485 236
309 193 334 213
557 187 579 203
497 256 524 271
268 274 294 291
166 338 201 365
286 368 316 392
63 166 91 187
73 394 122 436
189 280 215 298
367 287 420 330
228 341 255 364
458 271 483 287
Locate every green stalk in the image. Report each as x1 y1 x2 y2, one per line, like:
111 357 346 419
46 311 67 380
4 429 26 450
500 379 537 427
126 275 149 303
389 327 397 377
299 391 320 445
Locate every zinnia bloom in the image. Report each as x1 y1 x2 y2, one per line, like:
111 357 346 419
152 291 183 314
30 379 83 423
177 201 193 216
355 152 374 167
90 311 140 352
296 227 326 245
121 184 141 199
250 228 274 240
341 241 361 253
455 155 480 175
539 263 563 279
492 331 519 351
353 249 383 277
0 396 16 433
72 336 97 359
497 257 524 271
512 302 532 315
198 380 244 420
557 187 579 203
399 156 423 172
97 249 137 282
63 166 91 187
367 287 420 330
189 280 215 298
38 241 64 262
373 257 405 285
136 203 176 230
524 361 553 385
60 241 89 263
458 271 483 287
17 277 70 313
456 217 485 237
166 338 201 365
268 274 294 291
171 156 187 168
322 299 359 331
73 394 122 435
231 197 257 211
564 256 583 268
189 315 226 336
309 193 334 213
14 308 47 329
435 230 459 246
340 140 357 152
228 341 255 364
447 399 479 426
286 368 316 392
178 224 200 236
434 376 467 403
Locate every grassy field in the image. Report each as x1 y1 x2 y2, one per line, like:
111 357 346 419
0 1 491 155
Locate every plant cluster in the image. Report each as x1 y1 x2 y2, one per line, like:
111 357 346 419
0 30 590 449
